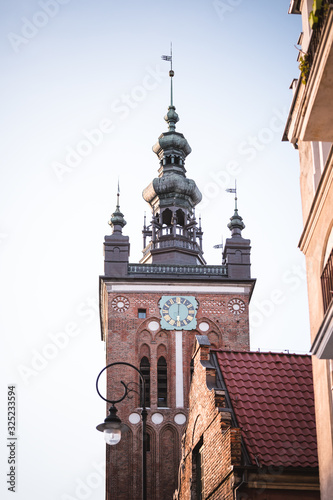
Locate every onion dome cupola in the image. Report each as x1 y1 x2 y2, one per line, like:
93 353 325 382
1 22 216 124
141 52 205 265
227 192 245 238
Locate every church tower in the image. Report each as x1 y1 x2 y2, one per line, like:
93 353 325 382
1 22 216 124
99 63 255 500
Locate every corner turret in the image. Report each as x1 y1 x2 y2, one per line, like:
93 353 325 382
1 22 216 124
104 184 130 277
223 187 251 279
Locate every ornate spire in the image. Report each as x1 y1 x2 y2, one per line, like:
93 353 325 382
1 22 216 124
109 181 126 233
140 49 205 265
149 46 192 178
226 182 245 237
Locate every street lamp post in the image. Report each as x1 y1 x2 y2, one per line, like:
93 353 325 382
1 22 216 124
96 362 147 500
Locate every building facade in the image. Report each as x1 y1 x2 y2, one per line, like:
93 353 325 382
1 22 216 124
99 80 255 499
283 1 333 498
174 336 319 500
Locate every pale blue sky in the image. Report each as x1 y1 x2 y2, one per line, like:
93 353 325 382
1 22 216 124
1 2 305 499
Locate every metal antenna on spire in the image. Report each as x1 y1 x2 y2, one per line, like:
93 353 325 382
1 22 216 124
117 178 120 209
161 42 174 106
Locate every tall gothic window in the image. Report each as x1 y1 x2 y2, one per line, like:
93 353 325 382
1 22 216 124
157 357 167 407
140 357 150 407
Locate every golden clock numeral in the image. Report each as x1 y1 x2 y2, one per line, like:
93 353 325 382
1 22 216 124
188 309 194 315
187 315 193 321
182 319 189 325
176 321 181 327
169 319 175 325
176 297 181 304
163 308 168 314
169 298 174 304
164 314 171 321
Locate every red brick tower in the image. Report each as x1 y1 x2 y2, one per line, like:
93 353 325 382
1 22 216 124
99 68 255 500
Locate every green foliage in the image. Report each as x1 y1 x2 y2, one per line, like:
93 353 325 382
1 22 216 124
309 0 327 28
299 54 310 84
309 10 319 29
313 0 323 15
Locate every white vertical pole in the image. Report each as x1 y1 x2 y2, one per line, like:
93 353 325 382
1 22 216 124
175 330 184 407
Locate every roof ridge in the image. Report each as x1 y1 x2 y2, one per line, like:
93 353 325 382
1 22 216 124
213 349 311 357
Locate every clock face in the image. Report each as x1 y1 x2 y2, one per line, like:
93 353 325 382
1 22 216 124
159 296 198 330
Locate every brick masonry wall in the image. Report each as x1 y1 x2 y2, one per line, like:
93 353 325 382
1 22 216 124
104 285 250 500
175 338 241 500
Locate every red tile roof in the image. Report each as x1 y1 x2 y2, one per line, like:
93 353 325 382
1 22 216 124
214 350 318 468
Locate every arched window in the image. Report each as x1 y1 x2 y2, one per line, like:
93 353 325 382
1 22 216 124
140 357 150 407
176 209 185 227
157 357 167 407
162 209 172 226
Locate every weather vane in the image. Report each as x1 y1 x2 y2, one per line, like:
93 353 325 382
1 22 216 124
213 236 224 263
213 238 223 251
161 43 174 106
226 180 238 210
